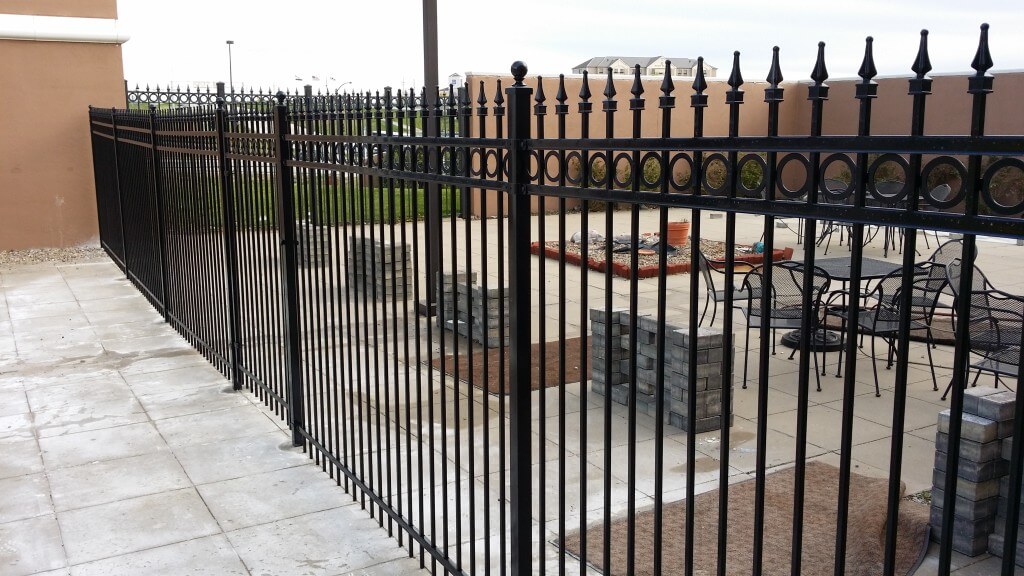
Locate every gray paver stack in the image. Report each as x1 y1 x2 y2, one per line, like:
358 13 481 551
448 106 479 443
931 387 1015 557
298 223 333 266
589 308 732 433
982 390 1024 566
437 272 509 348
347 236 412 300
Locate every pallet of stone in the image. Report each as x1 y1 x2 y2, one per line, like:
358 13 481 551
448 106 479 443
299 224 334 265
988 389 1024 566
931 387 1019 558
436 272 510 347
346 236 413 298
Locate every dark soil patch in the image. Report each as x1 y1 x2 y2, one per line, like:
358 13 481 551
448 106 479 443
432 337 590 394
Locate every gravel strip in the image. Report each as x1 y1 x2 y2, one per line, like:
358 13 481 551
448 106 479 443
0 246 107 269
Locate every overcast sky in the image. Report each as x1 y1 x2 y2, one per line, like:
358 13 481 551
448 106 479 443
118 0 1024 93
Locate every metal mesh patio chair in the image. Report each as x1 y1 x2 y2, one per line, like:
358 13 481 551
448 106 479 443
697 250 754 327
921 184 953 249
740 261 831 391
816 179 852 255
823 267 940 397
944 259 1017 400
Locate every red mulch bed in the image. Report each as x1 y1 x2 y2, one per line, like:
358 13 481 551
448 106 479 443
530 242 795 280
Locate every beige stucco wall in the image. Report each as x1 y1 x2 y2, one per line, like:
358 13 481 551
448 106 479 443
0 0 125 249
0 0 117 19
466 70 1024 217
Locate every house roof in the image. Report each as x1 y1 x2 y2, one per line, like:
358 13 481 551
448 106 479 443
572 56 701 70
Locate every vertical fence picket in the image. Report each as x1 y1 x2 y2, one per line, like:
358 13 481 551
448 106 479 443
940 24 994 576
653 62 675 576
718 51 743 576
884 29 933 575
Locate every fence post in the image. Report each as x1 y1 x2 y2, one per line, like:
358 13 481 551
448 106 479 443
110 108 128 276
505 61 533 576
147 105 171 320
215 98 244 391
272 91 305 447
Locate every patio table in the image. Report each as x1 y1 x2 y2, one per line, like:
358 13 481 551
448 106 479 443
780 256 919 351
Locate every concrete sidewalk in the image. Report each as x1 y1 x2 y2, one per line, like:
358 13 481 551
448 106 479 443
0 255 426 576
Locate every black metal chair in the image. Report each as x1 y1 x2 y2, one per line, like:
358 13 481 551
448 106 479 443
943 259 1014 400
823 267 940 397
739 261 831 390
921 184 953 249
697 250 753 327
912 239 966 344
816 179 851 255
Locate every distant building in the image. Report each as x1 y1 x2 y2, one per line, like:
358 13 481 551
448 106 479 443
571 56 716 78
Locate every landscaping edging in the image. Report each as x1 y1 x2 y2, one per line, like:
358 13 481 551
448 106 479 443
529 243 795 280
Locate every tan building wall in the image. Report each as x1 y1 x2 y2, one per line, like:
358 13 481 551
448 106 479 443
0 0 125 250
0 0 117 19
465 70 1024 217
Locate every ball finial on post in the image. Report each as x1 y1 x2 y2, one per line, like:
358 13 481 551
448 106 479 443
511 61 528 86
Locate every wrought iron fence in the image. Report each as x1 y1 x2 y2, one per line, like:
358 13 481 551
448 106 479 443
125 81 282 108
90 25 1024 576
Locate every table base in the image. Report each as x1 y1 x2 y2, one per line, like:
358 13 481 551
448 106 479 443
780 329 844 352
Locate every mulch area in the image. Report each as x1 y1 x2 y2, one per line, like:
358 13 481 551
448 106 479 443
563 461 930 576
431 337 590 395
530 240 794 280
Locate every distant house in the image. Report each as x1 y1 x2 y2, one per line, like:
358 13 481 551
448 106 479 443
571 56 716 78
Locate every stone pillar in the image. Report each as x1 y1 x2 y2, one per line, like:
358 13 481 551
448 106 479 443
589 309 733 433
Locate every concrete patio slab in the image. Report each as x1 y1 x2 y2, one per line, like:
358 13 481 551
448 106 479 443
0 255 431 576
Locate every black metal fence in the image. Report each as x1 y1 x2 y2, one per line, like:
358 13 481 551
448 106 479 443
90 26 1024 576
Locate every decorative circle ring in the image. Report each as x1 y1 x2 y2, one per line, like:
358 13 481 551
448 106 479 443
981 158 1024 216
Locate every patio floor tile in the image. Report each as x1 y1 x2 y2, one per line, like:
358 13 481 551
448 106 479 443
0 514 67 576
47 451 191 512
67 534 249 576
57 488 220 565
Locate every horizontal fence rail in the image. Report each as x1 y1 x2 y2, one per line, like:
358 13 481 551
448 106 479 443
90 25 1024 576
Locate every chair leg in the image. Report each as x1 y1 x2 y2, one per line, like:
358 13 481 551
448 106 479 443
871 336 882 397
835 319 847 378
821 327 828 376
743 322 751 389
700 296 710 327
925 330 938 392
710 299 718 327
971 369 982 389
813 330 823 392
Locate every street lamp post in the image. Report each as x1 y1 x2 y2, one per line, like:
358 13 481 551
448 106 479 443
226 40 235 94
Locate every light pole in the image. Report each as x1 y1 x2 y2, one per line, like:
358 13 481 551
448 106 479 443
333 81 352 94
226 40 235 94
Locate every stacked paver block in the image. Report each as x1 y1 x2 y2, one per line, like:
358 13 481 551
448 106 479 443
589 308 733 434
298 224 333 266
931 387 1015 556
436 272 509 348
985 391 1024 566
347 236 412 300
